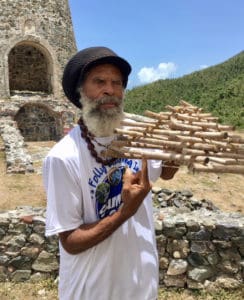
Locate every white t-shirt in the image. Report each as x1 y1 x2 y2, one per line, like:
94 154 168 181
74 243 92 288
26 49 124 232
43 125 162 300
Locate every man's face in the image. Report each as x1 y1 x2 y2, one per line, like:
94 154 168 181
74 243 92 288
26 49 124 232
79 64 125 137
82 64 124 103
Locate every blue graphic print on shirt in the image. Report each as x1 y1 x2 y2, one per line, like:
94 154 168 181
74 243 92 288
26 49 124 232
88 159 140 219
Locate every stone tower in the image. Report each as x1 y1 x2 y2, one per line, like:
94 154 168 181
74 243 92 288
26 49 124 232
0 0 78 143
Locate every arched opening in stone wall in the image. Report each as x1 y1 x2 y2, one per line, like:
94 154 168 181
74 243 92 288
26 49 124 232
14 103 63 141
8 42 52 95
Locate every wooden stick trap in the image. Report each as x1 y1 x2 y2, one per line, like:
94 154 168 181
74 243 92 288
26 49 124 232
102 100 244 175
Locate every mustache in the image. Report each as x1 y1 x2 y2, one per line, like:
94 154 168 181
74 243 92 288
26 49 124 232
87 96 123 116
80 92 124 118
93 96 122 106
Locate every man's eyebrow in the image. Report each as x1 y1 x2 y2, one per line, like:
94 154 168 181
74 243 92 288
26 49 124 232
92 76 105 82
92 76 122 81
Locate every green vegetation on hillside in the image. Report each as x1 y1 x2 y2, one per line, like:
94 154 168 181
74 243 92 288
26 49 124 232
125 51 244 128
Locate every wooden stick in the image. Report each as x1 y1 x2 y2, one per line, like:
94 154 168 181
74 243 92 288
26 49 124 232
107 102 244 174
207 157 244 165
182 149 244 160
174 112 219 123
218 124 235 131
111 140 166 150
124 112 156 123
114 128 145 137
106 146 209 164
121 119 157 128
227 135 244 143
179 100 198 108
182 148 207 156
191 143 219 152
143 129 189 137
103 149 142 159
119 126 149 133
170 118 203 131
191 114 219 121
191 121 220 129
190 112 213 118
112 137 184 149
190 163 244 175
193 131 228 139
206 152 244 159
144 110 171 120
165 105 183 113
173 135 203 143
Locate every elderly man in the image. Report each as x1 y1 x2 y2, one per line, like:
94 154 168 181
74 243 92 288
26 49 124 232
43 46 178 300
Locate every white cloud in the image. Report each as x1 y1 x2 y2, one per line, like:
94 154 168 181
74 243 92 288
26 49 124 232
137 62 177 84
199 64 208 70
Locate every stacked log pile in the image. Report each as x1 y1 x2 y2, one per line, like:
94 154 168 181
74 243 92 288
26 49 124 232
102 100 244 174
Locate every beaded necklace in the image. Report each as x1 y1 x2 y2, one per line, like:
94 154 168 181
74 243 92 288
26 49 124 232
78 117 117 166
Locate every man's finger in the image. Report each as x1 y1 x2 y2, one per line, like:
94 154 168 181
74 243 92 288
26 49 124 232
140 157 150 186
122 166 133 186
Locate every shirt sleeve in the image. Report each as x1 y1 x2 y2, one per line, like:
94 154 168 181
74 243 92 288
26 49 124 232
43 155 83 236
148 159 163 182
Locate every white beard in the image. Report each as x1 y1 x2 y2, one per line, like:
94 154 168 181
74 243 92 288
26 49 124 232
80 92 124 137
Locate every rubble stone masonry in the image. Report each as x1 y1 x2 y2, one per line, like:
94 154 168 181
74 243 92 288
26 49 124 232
0 0 77 98
0 0 80 173
0 201 243 289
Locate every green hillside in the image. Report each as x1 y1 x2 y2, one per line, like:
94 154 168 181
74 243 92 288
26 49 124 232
125 51 244 128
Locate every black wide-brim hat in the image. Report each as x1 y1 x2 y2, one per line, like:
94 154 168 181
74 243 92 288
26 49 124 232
62 46 132 108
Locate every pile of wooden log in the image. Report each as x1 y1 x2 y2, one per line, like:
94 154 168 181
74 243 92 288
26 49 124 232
102 100 244 174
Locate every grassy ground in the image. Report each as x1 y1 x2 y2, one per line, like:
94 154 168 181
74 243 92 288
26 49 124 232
0 280 243 300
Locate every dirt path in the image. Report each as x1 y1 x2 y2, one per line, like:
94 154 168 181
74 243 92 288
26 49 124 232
154 166 244 213
0 141 51 210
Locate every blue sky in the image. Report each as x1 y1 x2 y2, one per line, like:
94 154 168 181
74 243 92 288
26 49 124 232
69 0 244 89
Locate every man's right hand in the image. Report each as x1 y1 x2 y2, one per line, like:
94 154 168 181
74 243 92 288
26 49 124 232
120 158 152 219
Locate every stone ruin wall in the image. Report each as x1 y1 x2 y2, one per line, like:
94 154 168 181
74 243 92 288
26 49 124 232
0 0 80 173
0 0 77 98
0 97 79 174
0 188 243 290
154 188 244 289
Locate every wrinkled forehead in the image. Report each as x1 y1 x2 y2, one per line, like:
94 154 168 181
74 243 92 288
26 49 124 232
82 63 123 82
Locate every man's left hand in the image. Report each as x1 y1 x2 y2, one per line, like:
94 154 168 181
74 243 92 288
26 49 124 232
160 161 179 180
